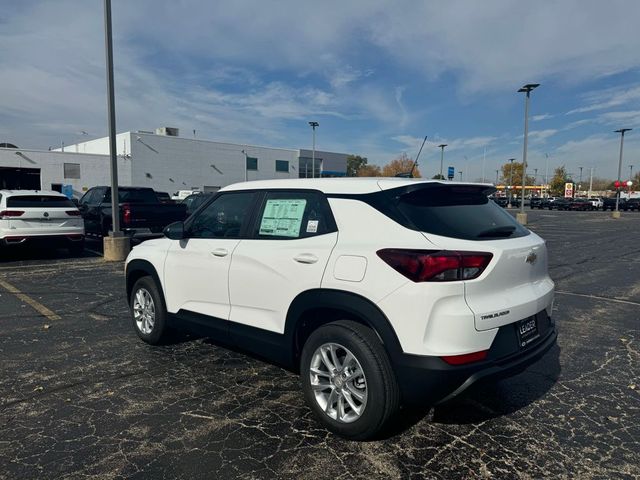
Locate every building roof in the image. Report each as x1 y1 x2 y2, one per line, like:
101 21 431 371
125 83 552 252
221 177 493 194
0 189 65 196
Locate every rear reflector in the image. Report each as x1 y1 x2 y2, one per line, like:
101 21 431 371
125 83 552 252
122 203 132 225
440 350 488 365
377 249 493 282
66 210 81 216
0 210 25 218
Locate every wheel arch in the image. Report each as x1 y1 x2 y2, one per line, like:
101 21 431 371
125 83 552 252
284 289 404 371
126 259 164 304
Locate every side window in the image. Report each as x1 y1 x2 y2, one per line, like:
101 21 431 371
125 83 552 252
80 189 98 205
188 192 255 239
255 191 335 239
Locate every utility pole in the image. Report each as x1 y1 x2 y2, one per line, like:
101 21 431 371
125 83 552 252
508 158 515 208
438 144 447 179
613 128 631 217
308 121 319 178
517 83 540 225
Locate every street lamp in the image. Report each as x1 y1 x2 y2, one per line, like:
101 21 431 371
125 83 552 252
578 166 583 194
495 169 499 185
613 128 632 217
308 121 319 179
630 164 634 181
438 144 447 179
458 170 463 181
241 149 248 182
517 83 540 224
507 158 515 208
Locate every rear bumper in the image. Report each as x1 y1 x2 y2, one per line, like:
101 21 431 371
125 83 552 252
0 233 84 247
393 311 557 405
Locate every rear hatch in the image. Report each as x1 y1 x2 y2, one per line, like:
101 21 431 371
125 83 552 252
379 181 554 331
5 195 83 235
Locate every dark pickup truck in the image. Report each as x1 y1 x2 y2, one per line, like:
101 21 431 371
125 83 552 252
78 186 187 237
602 196 627 211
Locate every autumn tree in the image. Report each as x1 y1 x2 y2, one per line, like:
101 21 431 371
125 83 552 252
500 161 535 187
346 155 368 177
381 153 422 178
548 166 572 196
356 164 382 177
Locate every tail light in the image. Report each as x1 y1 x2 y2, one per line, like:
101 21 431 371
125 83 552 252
122 203 132 225
377 249 493 282
441 350 488 365
0 210 25 219
66 210 81 216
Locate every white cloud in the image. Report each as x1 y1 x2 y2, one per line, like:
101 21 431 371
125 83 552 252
532 114 553 122
528 129 558 143
567 85 640 114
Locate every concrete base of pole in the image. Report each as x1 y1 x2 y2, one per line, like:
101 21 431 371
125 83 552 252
516 212 528 225
103 235 130 261
611 210 621 219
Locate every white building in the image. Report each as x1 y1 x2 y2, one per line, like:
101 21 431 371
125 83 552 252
0 128 348 197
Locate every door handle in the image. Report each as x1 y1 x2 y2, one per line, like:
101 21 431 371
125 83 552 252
211 248 229 257
294 253 318 264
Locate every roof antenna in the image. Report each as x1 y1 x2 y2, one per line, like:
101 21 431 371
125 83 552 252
396 135 427 178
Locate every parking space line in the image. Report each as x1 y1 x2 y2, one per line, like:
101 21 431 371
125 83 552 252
0 278 62 321
556 290 640 306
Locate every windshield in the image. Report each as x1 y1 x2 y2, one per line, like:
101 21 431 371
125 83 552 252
385 184 530 240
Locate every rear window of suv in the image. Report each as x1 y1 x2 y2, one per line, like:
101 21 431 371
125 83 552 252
379 184 529 240
7 195 75 208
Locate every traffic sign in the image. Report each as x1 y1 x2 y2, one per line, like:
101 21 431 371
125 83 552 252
447 166 455 180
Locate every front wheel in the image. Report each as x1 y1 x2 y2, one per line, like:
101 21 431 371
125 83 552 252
130 276 172 344
300 320 399 440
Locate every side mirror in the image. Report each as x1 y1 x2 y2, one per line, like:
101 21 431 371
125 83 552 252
164 221 186 240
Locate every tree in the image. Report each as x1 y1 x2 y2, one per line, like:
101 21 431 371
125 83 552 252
356 164 382 177
432 174 445 180
346 155 368 177
381 153 422 178
500 161 534 187
548 166 571 196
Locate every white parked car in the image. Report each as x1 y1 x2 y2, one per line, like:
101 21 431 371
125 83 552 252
588 197 603 209
125 179 556 439
0 190 84 253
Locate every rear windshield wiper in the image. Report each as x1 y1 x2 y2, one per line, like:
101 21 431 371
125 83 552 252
476 226 516 238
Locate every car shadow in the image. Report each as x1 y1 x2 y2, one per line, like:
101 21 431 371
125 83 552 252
0 245 100 262
377 343 561 439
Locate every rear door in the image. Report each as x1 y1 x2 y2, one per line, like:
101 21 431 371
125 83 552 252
383 182 554 331
228 190 338 334
5 194 83 236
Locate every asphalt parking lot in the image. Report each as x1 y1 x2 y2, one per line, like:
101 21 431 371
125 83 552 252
1 210 639 479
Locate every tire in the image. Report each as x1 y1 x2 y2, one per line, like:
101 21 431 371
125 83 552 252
68 240 84 256
300 320 399 440
129 276 172 345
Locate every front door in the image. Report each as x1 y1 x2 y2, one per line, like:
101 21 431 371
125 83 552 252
163 191 257 321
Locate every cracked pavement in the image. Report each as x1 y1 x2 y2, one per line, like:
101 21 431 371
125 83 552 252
0 210 638 479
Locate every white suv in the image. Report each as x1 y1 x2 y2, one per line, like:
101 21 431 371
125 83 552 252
125 179 556 439
0 190 85 253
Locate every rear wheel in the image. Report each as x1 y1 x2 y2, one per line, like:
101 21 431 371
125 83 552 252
130 276 171 344
300 320 399 440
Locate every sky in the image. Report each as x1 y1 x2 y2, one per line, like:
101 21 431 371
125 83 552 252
1 0 640 182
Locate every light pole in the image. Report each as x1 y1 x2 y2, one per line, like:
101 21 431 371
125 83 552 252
495 169 499 185
613 128 632 217
534 168 538 196
308 121 319 178
517 83 540 224
630 164 634 181
507 158 515 208
578 166 583 195
241 149 248 182
588 167 594 199
438 144 447 179
544 153 550 198
458 170 463 181
102 0 129 261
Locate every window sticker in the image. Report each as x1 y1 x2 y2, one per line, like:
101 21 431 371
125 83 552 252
306 220 319 233
259 199 307 237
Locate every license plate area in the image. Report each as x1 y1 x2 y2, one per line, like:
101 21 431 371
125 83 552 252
516 316 539 348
